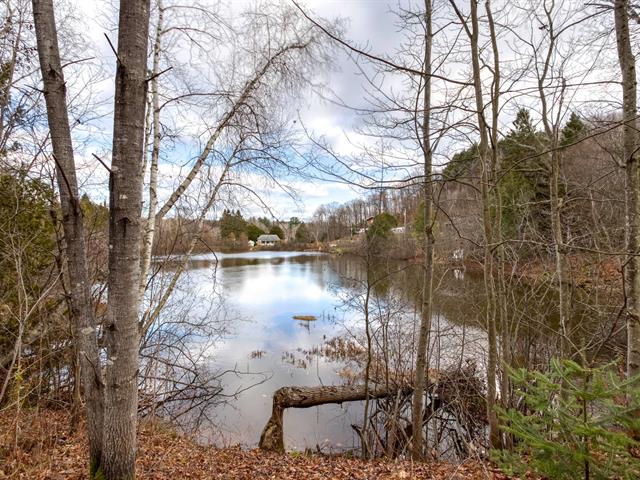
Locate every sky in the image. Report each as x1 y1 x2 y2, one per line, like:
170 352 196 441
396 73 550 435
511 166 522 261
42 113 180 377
62 0 620 221
65 0 410 221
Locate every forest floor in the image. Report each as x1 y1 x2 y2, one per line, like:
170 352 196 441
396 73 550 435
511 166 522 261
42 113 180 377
0 409 506 479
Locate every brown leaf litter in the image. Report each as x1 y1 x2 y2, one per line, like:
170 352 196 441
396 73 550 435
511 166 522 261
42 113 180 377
0 409 506 479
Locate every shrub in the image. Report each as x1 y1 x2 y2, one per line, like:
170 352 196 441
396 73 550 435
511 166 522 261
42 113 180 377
493 359 640 480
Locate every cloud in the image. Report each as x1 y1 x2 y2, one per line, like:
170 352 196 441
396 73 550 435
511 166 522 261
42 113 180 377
66 0 454 219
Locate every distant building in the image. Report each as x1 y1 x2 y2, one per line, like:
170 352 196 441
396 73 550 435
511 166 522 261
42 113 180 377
257 234 280 246
452 248 464 261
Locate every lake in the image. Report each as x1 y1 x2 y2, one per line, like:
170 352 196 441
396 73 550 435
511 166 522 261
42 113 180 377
159 250 488 452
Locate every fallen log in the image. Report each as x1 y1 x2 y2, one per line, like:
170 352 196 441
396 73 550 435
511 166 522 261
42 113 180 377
258 384 411 453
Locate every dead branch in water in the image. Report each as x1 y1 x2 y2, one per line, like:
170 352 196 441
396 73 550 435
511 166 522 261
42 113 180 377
258 384 412 453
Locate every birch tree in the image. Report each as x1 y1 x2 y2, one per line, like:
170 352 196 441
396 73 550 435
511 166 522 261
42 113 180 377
138 2 329 312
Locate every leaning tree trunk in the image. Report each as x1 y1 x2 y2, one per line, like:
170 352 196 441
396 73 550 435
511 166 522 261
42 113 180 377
259 385 411 453
100 1 151 478
32 0 104 472
614 0 640 385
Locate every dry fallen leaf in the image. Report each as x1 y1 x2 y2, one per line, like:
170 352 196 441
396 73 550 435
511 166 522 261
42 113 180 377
0 409 503 480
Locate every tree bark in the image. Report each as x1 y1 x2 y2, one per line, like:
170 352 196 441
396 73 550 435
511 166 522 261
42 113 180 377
138 0 164 301
411 0 434 461
614 0 640 384
534 5 570 359
259 385 410 453
31 0 104 472
100 0 151 478
467 0 501 449
486 1 509 437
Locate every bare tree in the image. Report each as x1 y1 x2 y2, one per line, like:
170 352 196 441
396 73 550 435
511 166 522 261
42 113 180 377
614 0 640 385
34 0 150 476
412 0 435 461
31 0 103 469
99 0 151 477
449 0 502 449
138 3 329 298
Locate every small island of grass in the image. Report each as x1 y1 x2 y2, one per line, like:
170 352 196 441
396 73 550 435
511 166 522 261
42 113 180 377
293 315 317 321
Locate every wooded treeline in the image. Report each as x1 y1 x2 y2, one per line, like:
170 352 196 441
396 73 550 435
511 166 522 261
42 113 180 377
1 0 640 478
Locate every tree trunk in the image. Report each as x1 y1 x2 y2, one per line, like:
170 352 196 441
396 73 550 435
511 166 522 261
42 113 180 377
550 147 570 356
614 0 640 384
411 0 434 461
468 0 501 449
486 1 510 442
139 0 164 301
153 42 308 223
0 1 24 151
361 265 373 458
259 385 410 453
100 0 151 478
533 4 571 360
32 0 104 472
140 160 232 335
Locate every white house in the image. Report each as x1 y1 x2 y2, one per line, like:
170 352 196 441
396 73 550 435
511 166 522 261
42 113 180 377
257 234 280 246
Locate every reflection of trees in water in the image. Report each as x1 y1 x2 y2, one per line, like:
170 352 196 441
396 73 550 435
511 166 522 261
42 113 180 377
153 252 621 457
329 254 620 369
314 254 621 460
329 254 485 327
139 259 269 433
218 254 324 269
317 254 488 459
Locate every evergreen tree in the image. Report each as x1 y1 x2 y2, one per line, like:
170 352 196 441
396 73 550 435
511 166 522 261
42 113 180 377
269 224 285 239
510 108 536 139
494 360 640 480
561 112 586 146
219 209 247 240
289 216 301 227
257 216 272 230
499 108 545 239
442 144 478 180
368 212 397 239
0 172 56 376
80 193 109 230
294 222 311 243
245 223 264 242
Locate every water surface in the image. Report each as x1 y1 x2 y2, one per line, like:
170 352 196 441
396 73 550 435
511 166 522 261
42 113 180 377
170 250 487 451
